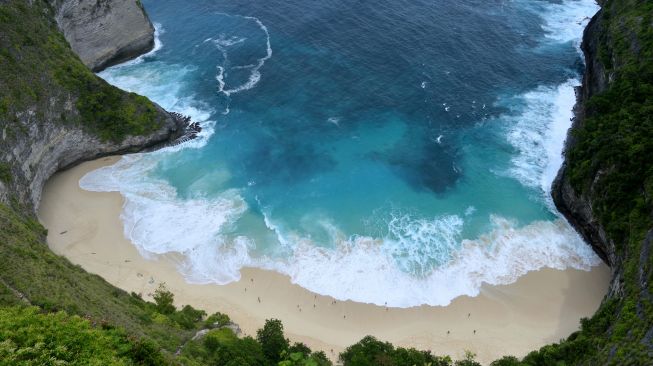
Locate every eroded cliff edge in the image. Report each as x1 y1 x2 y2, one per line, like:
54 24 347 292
51 0 155 72
552 0 653 362
0 0 183 211
1 0 651 363
0 1 202 357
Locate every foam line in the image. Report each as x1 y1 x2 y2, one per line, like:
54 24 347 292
214 13 272 96
108 23 165 68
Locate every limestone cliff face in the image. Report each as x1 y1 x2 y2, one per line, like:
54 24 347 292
51 0 155 71
551 8 619 292
0 0 183 212
552 0 642 301
1 102 179 210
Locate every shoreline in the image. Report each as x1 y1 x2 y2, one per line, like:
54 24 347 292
38 156 611 364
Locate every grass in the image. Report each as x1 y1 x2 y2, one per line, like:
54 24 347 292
0 203 196 354
1 0 651 364
0 306 166 365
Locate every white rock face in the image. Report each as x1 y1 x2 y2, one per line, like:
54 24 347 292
52 0 155 71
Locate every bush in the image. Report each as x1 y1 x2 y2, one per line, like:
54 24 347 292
0 0 163 143
490 356 521 366
205 311 231 328
340 335 452 366
282 343 333 366
169 305 206 330
0 306 167 365
184 327 265 365
257 318 290 365
153 284 175 315
454 350 481 366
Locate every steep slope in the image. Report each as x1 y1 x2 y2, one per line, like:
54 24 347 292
0 0 183 210
547 0 653 363
51 0 156 71
0 0 192 360
1 0 651 364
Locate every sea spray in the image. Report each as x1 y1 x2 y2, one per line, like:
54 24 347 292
82 0 604 307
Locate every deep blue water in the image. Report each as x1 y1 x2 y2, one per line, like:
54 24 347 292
84 0 601 306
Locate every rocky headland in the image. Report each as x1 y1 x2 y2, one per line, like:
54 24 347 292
0 0 651 364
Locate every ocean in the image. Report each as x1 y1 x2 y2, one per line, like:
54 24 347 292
82 0 602 307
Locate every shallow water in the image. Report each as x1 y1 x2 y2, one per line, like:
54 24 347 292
84 0 602 307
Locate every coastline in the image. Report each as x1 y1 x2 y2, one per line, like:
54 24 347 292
38 156 611 364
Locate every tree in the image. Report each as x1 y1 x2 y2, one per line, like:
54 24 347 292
490 356 521 366
339 336 395 366
256 318 289 364
340 336 452 366
454 350 481 366
153 283 175 315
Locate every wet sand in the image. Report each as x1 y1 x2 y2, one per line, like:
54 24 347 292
38 156 611 364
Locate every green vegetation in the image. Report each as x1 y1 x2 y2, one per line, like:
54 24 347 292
0 306 165 365
1 0 651 364
339 336 456 366
0 203 202 353
0 200 484 365
0 0 163 142
0 163 11 184
523 0 653 364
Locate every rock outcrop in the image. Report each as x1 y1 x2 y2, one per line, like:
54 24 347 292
544 0 653 360
551 6 617 278
3 102 180 210
0 0 184 211
50 0 155 71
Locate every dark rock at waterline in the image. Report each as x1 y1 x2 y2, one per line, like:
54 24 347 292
0 1 186 211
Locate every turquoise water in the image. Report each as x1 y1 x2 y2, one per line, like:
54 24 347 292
83 0 601 306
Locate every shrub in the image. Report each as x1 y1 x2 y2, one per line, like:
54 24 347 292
0 306 167 365
153 283 175 315
257 318 290 364
340 335 452 366
205 311 231 328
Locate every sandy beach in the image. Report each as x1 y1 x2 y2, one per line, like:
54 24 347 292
38 156 611 364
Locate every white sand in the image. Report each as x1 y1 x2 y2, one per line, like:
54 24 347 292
38 156 611 364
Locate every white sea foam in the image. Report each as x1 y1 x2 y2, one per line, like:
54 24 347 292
503 0 598 202
537 0 599 49
216 66 226 93
327 117 341 126
505 79 578 201
109 23 165 68
79 0 604 308
80 155 250 284
212 14 273 96
212 34 247 47
98 60 217 148
249 215 600 307
81 156 602 307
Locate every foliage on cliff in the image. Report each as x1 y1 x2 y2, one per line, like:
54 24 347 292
0 306 165 365
0 203 195 357
1 0 651 365
0 0 162 142
529 0 653 364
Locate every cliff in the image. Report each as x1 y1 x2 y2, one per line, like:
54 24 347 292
550 0 653 363
0 0 196 361
0 0 183 211
51 0 155 72
1 0 651 364
552 7 617 289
